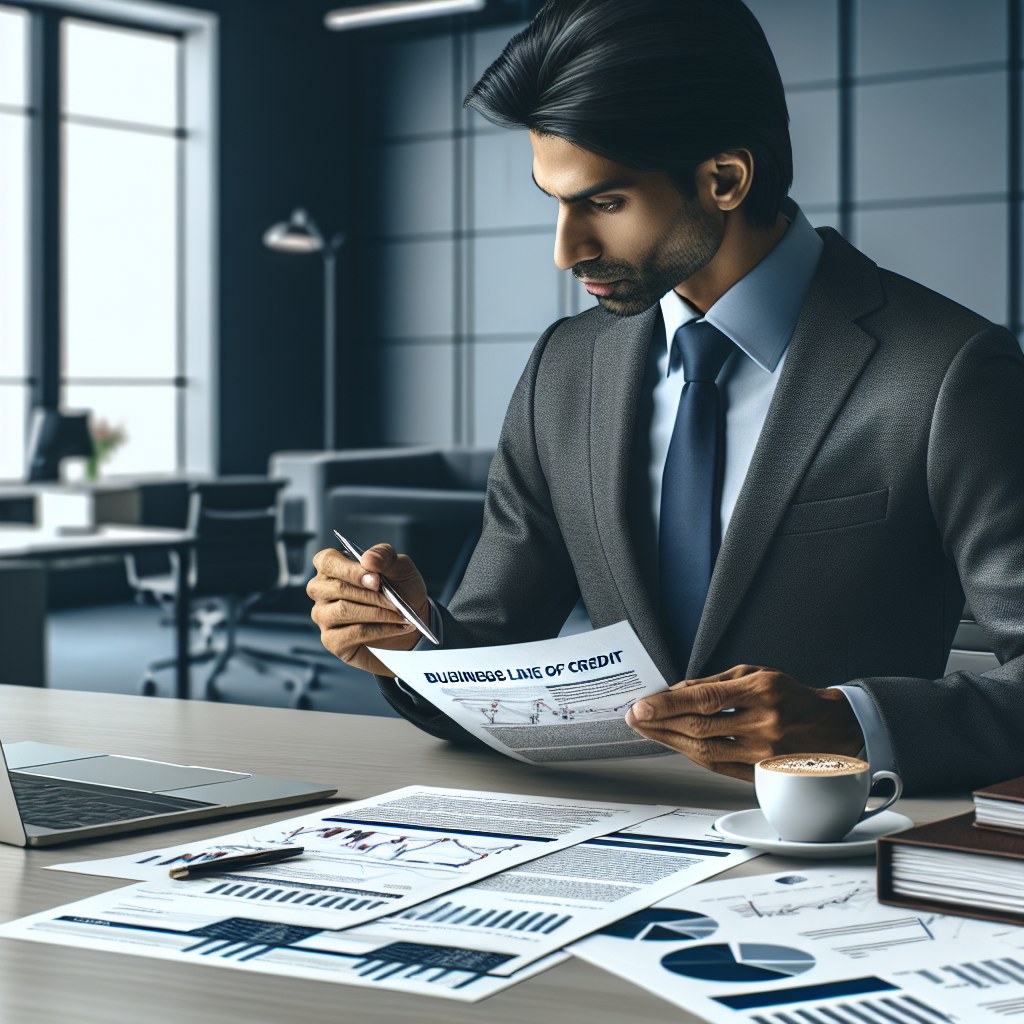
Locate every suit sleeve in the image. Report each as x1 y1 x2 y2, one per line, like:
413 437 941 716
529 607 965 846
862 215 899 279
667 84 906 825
375 318 582 739
846 326 1024 794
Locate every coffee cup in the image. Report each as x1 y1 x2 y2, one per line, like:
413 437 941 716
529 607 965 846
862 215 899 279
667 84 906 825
754 753 902 843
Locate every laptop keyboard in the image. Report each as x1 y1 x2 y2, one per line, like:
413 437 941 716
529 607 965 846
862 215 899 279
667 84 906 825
10 773 216 830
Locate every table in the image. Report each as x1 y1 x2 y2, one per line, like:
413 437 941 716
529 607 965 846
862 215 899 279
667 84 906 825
0 686 970 1024
0 525 194 698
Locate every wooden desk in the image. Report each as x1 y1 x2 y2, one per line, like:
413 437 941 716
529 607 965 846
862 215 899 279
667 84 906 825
0 687 970 1024
0 526 194 697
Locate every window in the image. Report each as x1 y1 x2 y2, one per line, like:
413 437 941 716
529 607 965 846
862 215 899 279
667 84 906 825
0 5 30 480
63 19 182 474
0 1 216 481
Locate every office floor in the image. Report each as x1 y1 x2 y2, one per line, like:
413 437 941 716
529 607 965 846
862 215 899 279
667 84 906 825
47 599 595 714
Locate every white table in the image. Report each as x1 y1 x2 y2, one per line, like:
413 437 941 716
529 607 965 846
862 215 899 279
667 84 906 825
0 525 195 697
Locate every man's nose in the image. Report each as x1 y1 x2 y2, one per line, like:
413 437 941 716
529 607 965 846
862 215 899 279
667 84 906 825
553 207 600 271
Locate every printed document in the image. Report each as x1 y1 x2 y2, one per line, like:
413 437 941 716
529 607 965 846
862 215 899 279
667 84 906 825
371 621 672 762
50 785 667 930
335 807 760 976
0 882 568 1001
569 865 1024 1024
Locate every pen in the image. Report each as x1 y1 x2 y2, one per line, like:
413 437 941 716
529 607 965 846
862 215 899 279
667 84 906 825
333 529 440 645
168 846 305 879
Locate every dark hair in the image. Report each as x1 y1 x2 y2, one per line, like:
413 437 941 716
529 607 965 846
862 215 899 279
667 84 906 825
465 0 792 230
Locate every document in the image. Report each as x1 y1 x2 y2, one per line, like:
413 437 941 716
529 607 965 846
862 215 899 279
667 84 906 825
0 882 568 1002
372 621 672 763
569 866 1024 1024
51 785 668 930
335 807 760 977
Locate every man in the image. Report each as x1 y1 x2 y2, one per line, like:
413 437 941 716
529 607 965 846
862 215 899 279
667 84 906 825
309 0 1023 795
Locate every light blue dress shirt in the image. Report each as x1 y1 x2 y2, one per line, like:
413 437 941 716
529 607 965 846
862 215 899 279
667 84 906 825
422 201 894 774
651 201 894 774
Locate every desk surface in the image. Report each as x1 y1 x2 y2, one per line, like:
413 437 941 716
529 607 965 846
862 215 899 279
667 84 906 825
0 524 192 558
0 686 970 1024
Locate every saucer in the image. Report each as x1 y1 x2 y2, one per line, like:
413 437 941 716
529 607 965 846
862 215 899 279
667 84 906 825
713 808 915 859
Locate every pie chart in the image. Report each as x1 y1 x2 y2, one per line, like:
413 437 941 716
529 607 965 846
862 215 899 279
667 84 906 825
600 909 718 942
660 943 815 982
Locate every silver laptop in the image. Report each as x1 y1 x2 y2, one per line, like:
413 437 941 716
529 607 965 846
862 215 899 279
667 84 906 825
0 738 336 847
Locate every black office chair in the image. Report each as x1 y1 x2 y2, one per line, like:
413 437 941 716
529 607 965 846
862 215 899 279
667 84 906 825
126 479 322 706
945 601 1001 675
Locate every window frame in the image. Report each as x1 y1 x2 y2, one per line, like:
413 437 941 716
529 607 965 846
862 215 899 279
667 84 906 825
9 0 218 478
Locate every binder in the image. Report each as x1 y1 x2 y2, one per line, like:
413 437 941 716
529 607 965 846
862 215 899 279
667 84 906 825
974 776 1024 835
876 812 1024 927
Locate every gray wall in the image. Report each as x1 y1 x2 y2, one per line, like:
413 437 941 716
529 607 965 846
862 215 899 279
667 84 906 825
356 0 1020 449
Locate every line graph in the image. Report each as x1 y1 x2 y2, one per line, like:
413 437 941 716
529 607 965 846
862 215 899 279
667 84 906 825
264 825 522 868
728 884 876 919
448 670 646 726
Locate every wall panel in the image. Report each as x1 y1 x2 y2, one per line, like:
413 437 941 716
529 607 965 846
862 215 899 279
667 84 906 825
856 202 1008 324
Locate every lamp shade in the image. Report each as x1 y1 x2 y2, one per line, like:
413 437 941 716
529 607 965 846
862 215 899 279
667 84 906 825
263 208 324 254
26 409 94 482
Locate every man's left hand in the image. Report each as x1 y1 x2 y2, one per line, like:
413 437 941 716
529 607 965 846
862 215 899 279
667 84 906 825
624 665 864 782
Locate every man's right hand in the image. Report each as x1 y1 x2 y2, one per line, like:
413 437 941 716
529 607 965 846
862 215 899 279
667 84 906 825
307 544 430 676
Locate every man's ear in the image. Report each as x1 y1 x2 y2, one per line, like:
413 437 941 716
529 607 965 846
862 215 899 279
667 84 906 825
698 149 754 212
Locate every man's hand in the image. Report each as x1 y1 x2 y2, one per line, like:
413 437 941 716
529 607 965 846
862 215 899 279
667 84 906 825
624 665 864 782
307 544 430 675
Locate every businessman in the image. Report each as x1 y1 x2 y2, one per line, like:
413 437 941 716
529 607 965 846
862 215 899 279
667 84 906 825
308 0 1024 795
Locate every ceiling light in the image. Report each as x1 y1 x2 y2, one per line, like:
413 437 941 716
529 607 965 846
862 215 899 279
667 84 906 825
324 0 486 32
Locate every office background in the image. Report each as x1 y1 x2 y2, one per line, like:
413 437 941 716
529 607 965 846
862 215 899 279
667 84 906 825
354 0 1021 451
0 0 1017 709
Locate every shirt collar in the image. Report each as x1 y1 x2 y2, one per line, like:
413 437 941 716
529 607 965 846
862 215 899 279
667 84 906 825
658 198 823 373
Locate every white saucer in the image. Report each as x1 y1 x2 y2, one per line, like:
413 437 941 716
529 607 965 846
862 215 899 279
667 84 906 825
714 808 915 859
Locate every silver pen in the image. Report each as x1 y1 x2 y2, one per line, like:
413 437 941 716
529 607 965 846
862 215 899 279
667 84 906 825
333 529 440 646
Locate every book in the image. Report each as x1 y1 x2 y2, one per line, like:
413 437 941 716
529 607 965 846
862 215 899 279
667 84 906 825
974 776 1024 834
877 812 1024 926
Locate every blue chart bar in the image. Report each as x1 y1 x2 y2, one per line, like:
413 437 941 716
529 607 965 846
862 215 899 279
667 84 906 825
397 901 575 934
714 976 897 1010
203 881 388 914
543 915 571 934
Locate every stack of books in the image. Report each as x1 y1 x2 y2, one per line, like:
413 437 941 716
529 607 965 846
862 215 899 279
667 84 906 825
877 775 1024 926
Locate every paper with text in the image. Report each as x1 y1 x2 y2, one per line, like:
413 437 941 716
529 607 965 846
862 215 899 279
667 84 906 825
372 621 672 763
0 882 568 1001
569 865 1024 1024
49 785 667 930
338 807 760 977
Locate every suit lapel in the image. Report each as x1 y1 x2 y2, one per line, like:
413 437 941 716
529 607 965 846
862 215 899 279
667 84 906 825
588 304 678 680
687 231 886 677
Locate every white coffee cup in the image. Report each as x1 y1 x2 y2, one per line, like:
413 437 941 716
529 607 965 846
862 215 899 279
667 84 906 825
754 753 903 843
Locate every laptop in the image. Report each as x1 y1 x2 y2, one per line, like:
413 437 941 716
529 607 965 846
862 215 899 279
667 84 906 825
0 738 337 847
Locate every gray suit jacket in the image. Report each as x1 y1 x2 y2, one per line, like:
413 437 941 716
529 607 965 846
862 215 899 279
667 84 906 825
377 229 1024 796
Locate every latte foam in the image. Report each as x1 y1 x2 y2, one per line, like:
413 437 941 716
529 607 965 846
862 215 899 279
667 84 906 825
760 754 868 775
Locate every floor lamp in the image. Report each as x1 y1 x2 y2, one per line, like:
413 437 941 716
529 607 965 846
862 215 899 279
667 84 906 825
263 209 345 450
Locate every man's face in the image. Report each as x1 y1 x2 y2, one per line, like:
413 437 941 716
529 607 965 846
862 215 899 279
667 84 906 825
530 131 724 316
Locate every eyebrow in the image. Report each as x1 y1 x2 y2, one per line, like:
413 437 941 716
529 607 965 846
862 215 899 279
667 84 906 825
531 173 638 204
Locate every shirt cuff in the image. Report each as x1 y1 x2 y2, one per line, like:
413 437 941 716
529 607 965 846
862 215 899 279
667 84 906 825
413 598 443 651
833 684 896 774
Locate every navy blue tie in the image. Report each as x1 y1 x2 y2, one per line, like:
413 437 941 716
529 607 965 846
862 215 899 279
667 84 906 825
659 320 735 668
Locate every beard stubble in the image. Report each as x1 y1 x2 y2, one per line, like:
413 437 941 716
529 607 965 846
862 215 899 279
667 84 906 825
572 199 724 317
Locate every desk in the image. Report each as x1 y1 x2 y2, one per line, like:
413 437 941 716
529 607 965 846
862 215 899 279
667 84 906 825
0 686 970 1024
0 526 194 698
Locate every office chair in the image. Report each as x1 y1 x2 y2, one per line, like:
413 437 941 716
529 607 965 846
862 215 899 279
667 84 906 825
126 479 322 707
945 602 1001 675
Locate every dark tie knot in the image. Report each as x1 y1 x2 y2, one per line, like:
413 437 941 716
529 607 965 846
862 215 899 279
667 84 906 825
671 320 735 382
